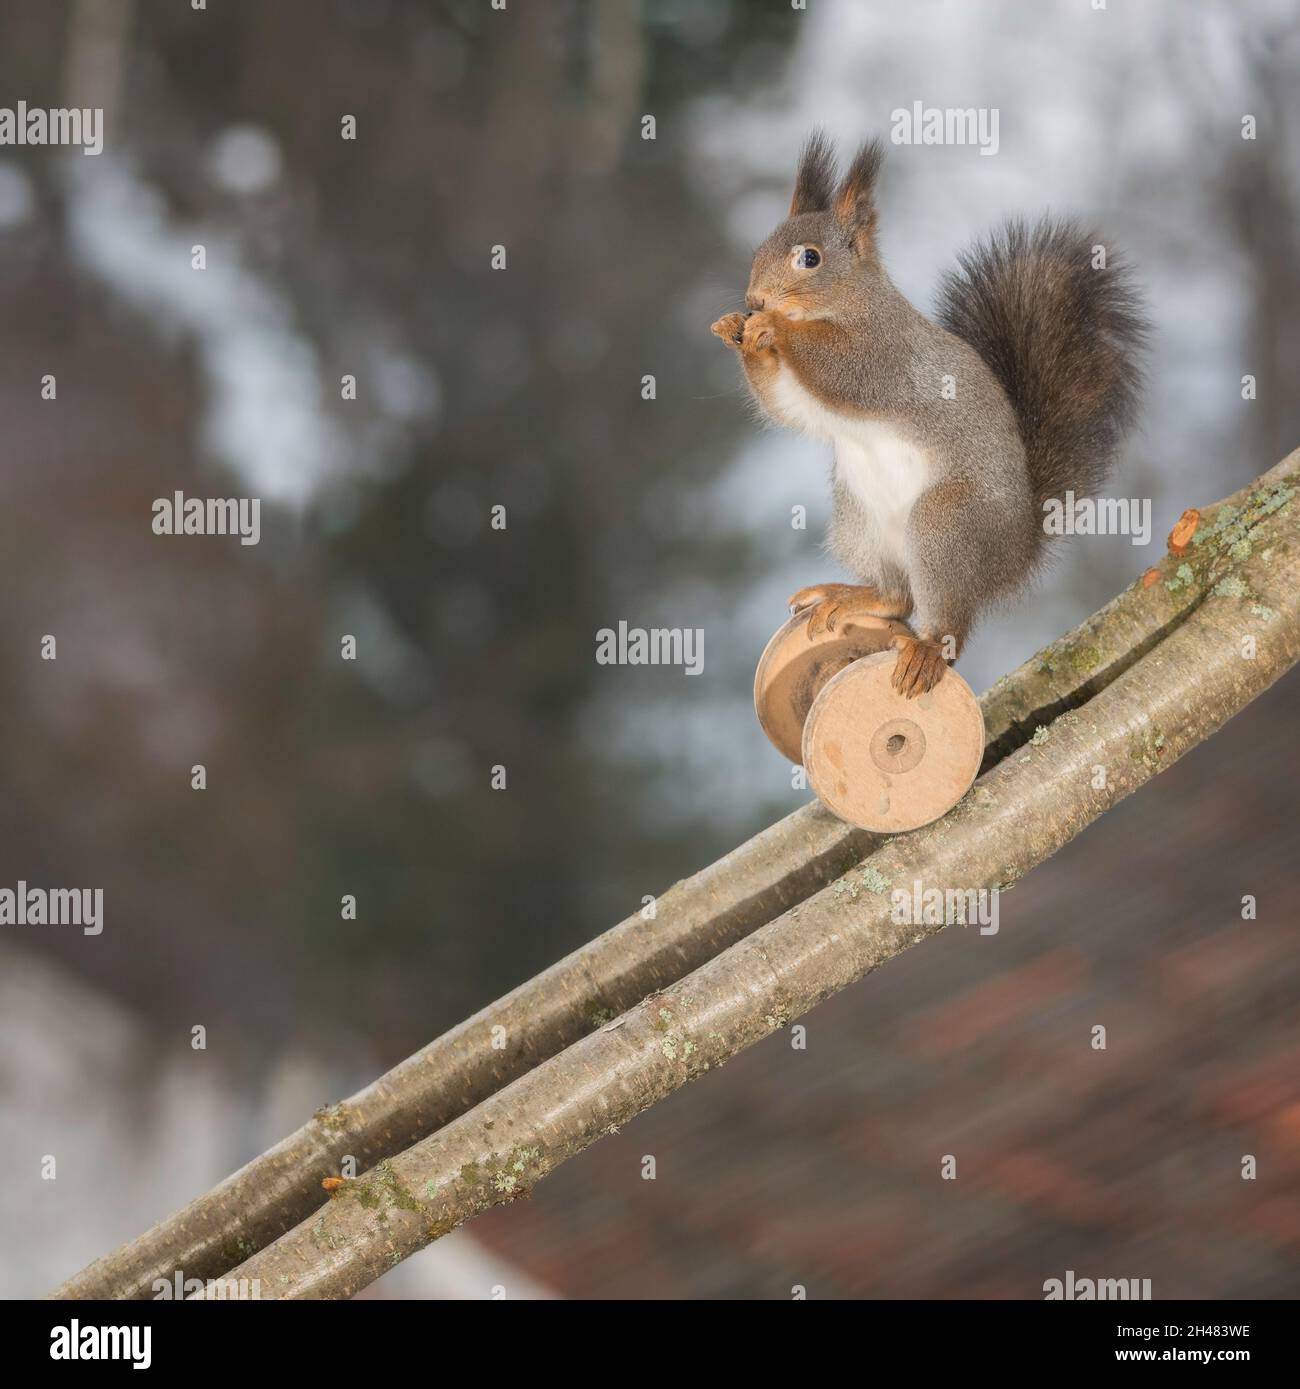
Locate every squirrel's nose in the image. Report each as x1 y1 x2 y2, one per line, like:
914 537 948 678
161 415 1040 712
746 294 765 312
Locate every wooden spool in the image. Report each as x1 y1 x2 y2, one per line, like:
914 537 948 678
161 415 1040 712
753 609 912 764
801 651 984 833
754 610 985 833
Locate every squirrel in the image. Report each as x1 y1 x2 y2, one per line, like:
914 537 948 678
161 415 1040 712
712 133 1147 697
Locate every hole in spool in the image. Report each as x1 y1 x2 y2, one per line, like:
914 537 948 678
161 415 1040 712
870 717 926 775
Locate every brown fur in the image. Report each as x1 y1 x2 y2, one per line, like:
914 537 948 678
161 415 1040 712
711 135 1150 694
712 134 1146 696
935 216 1149 511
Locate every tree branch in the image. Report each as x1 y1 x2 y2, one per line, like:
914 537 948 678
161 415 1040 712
56 451 1299 1299
205 449 1299 1297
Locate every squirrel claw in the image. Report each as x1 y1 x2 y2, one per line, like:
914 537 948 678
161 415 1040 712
710 312 746 346
804 599 843 639
890 635 947 699
791 583 907 638
788 583 841 614
741 310 777 353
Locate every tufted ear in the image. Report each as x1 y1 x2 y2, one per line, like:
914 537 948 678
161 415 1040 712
789 130 837 216
834 138 886 255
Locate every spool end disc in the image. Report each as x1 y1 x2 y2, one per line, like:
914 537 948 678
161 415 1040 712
754 609 911 764
802 651 984 833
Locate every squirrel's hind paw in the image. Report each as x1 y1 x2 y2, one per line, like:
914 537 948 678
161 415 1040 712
791 583 909 637
890 635 948 699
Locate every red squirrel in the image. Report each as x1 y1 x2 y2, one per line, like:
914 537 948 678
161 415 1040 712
712 133 1147 697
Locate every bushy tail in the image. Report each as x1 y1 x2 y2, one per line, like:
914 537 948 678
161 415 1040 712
936 217 1148 510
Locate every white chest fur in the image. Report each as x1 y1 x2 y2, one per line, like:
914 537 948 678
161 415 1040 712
767 366 928 565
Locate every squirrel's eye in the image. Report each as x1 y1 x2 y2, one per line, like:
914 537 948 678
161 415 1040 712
795 246 821 269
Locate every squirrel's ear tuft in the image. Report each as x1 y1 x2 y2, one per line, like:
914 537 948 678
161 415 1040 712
834 138 886 253
790 131 837 216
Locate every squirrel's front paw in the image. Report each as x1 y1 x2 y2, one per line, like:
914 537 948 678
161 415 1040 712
741 310 779 354
710 312 746 347
891 635 948 699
